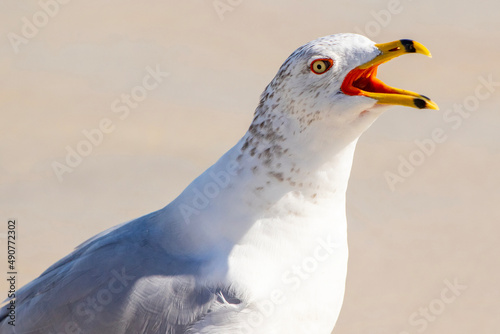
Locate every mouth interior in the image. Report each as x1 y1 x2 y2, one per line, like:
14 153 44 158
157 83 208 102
341 65 395 96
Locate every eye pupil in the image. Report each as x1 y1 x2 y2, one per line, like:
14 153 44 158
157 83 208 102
311 59 333 74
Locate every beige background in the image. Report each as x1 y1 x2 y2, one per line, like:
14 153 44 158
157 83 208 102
1 1 499 333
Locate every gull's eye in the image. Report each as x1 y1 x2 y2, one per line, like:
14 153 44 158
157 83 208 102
310 58 333 75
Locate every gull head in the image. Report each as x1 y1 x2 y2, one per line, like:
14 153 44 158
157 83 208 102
250 33 438 153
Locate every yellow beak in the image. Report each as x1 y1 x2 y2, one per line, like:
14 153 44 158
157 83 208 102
341 39 439 110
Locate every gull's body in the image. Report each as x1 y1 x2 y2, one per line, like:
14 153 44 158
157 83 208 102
0 33 436 334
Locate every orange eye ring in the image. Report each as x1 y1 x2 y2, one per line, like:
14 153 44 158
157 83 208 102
310 58 334 74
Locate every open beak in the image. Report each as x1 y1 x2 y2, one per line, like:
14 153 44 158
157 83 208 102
341 39 439 110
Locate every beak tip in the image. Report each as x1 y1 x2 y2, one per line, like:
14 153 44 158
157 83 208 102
426 101 440 110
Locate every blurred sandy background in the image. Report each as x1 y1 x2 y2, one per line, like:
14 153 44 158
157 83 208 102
1 0 499 333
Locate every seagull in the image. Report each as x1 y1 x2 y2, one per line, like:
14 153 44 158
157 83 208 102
0 33 438 334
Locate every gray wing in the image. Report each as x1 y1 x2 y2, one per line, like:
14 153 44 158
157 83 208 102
0 212 237 334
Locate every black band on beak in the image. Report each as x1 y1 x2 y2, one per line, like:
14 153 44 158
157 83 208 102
413 98 427 109
400 39 417 53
